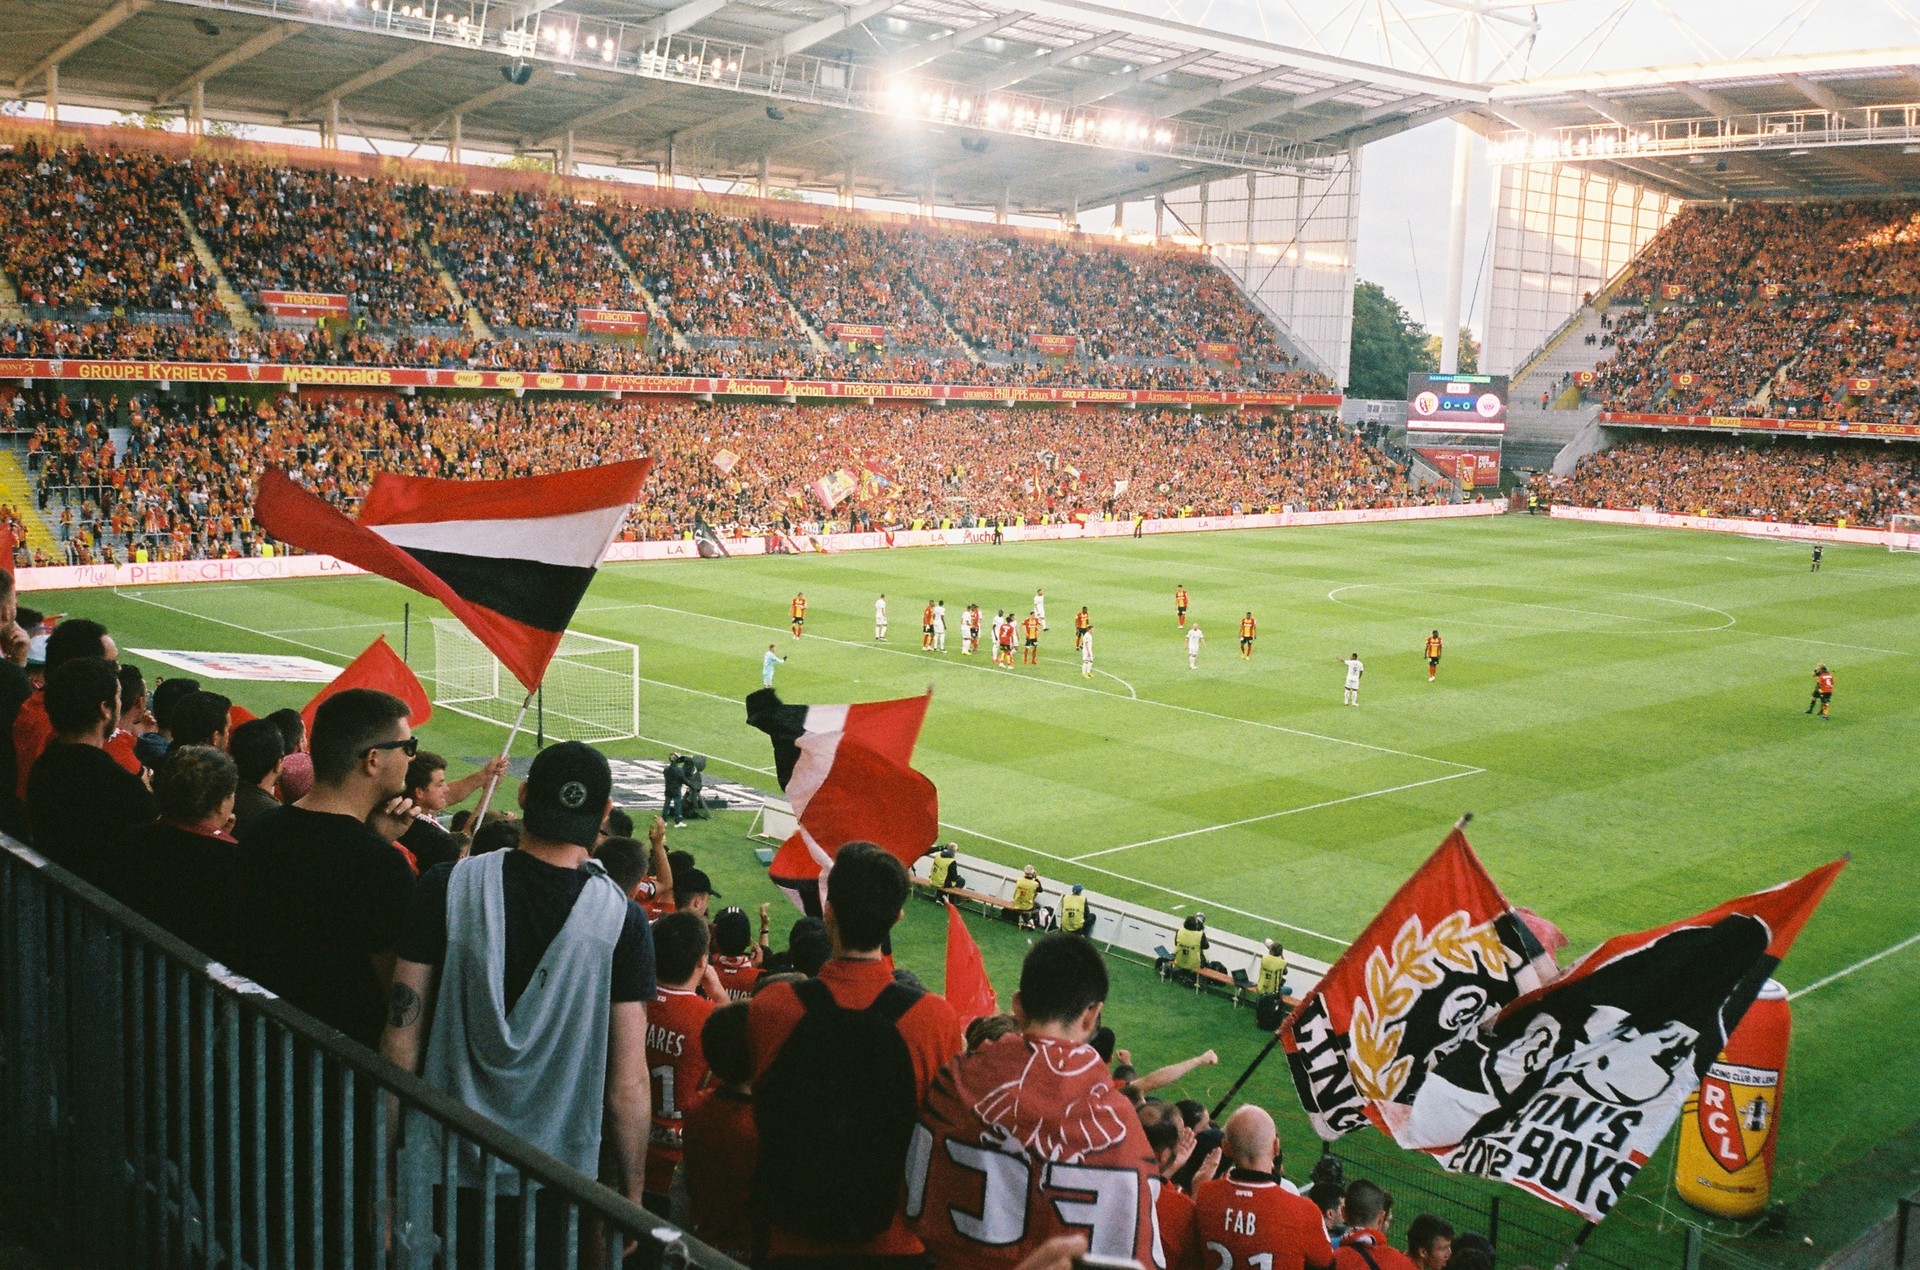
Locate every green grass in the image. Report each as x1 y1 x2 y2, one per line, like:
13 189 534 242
35 515 1920 1267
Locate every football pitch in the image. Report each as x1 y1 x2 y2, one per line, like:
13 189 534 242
41 514 1920 1265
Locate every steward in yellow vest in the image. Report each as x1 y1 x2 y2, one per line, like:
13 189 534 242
1172 917 1207 973
1060 886 1091 935
1256 941 1289 996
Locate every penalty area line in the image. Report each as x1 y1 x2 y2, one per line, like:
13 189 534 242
1788 930 1920 1000
1072 767 1486 860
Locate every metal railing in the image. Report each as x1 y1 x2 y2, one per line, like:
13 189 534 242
0 834 744 1270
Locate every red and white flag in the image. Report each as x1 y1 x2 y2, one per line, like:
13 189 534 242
745 687 939 906
944 903 998 1029
302 635 432 733
256 462 650 692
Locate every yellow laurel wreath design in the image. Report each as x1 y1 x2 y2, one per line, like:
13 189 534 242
1348 912 1518 1102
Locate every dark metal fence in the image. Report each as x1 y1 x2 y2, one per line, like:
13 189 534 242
0 834 745 1270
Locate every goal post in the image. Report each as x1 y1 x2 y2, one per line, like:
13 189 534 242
1891 514 1920 552
430 619 639 743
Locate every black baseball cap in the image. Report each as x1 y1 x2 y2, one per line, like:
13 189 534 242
521 741 613 847
677 867 721 899
712 906 752 954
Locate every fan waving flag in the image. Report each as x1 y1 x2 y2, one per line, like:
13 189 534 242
1415 859 1844 1221
302 636 432 733
745 687 939 909
1281 826 1559 1144
256 462 650 692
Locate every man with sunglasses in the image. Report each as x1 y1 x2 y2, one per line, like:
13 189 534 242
232 688 423 1048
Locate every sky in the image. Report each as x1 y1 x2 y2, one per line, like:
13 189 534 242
1121 0 1920 340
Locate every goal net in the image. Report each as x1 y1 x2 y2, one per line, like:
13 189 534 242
430 619 639 743
1892 514 1920 552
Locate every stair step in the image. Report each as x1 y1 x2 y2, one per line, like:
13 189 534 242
593 218 688 351
0 449 68 559
173 208 259 332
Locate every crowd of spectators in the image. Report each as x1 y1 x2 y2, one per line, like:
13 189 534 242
182 159 464 327
0 585 1495 1268
0 138 1335 393
0 143 218 318
1550 433 1920 527
1585 199 1920 422
13 385 1412 563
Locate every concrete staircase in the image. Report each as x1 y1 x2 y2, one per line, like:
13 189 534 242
593 223 687 351
0 267 26 325
0 449 66 561
900 272 984 363
173 208 259 332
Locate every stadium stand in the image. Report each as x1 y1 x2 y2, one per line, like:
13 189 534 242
1545 433 1920 526
13 386 1409 564
0 136 1336 395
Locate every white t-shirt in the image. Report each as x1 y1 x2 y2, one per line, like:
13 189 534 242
875 598 887 620
1033 593 1046 616
1345 657 1365 687
1186 627 1204 651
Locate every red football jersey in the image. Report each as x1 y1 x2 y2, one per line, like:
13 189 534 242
911 1034 1162 1266
681 1086 757 1261
1194 1171 1334 1270
645 988 713 1181
1157 1176 1203 1270
713 953 759 1002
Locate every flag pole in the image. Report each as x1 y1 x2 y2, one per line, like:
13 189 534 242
471 689 535 825
1551 1220 1596 1269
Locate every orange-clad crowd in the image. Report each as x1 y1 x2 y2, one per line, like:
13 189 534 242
13 383 1414 565
1588 199 1920 423
0 139 1334 395
1548 434 1920 527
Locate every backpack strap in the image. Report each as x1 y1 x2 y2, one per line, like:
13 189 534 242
791 976 835 1015
1348 1239 1382 1270
869 979 923 1025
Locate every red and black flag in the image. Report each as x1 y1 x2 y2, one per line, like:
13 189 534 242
745 687 939 909
1415 859 1844 1221
1280 826 1559 1143
256 462 650 692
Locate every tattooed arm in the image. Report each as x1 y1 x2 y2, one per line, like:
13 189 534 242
379 959 435 1143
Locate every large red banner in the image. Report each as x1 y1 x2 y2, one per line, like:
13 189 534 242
258 290 350 319
1414 447 1501 486
1197 341 1239 362
0 355 1340 409
1845 377 1880 395
576 308 650 335
1028 333 1079 356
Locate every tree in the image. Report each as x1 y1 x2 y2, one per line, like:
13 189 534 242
1421 327 1481 374
1347 279 1435 398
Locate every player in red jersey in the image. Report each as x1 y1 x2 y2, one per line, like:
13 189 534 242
789 592 806 639
997 615 1017 667
1193 1106 1333 1270
1425 630 1443 682
643 912 714 1210
912 934 1162 1267
1806 664 1834 718
1022 612 1043 665
1175 585 1190 626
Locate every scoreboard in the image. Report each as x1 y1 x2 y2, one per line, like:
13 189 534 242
1406 372 1507 488
1407 372 1508 435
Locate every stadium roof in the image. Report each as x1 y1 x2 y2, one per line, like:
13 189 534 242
1469 48 1920 200
1 0 1485 216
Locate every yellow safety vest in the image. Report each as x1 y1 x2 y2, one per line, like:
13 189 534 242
1011 878 1039 910
1061 893 1087 932
1173 927 1204 972
930 856 954 888
1257 954 1288 996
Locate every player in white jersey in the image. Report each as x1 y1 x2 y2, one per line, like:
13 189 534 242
1033 589 1047 630
1080 629 1094 678
874 593 888 641
1185 624 1205 669
1343 653 1365 705
932 601 947 653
